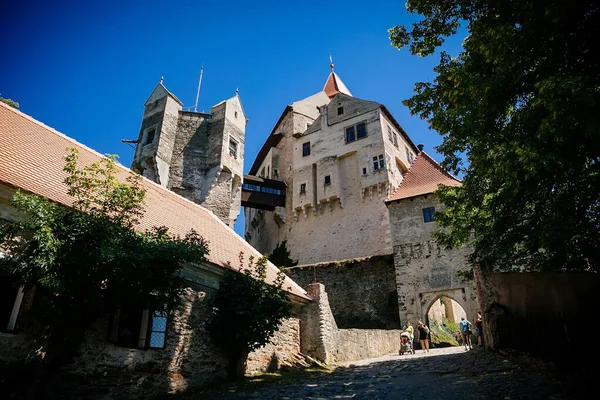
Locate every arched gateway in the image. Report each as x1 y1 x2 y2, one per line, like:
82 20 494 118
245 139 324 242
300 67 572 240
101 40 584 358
385 152 479 326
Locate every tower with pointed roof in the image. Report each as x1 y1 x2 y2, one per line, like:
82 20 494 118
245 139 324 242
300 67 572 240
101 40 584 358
244 67 420 264
131 79 246 227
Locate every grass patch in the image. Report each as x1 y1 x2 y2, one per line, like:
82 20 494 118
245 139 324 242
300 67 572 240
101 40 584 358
430 317 460 346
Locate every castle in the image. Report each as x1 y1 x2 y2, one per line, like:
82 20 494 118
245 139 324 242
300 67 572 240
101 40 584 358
244 66 420 264
130 78 246 228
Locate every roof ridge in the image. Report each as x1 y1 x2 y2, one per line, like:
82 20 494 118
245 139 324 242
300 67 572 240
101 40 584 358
420 151 461 182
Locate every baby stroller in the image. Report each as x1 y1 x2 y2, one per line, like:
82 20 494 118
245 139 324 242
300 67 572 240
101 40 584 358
399 331 414 355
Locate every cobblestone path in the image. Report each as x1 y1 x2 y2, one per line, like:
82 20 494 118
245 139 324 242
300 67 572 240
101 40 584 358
195 346 588 399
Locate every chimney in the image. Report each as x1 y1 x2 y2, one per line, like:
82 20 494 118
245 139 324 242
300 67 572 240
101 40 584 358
417 144 424 152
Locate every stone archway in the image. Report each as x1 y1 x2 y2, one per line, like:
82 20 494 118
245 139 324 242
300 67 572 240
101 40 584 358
393 240 479 328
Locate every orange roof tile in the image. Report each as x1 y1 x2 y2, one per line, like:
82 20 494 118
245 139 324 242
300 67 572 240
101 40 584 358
0 102 309 301
386 152 461 202
323 71 352 99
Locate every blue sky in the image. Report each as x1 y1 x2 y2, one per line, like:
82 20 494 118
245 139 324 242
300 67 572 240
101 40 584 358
0 0 465 238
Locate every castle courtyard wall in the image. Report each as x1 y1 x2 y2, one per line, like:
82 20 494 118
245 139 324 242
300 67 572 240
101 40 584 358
285 255 400 329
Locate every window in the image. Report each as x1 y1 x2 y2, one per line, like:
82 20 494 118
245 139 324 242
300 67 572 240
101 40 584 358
356 123 367 139
361 167 367 176
324 175 331 185
345 122 367 143
229 137 238 158
345 126 355 143
373 154 385 171
387 125 393 141
337 106 344 115
302 142 311 157
114 304 169 349
115 303 144 348
393 133 398 148
423 207 436 223
144 127 156 146
406 147 414 164
234 111 238 119
299 183 306 194
148 309 168 349
0 271 23 333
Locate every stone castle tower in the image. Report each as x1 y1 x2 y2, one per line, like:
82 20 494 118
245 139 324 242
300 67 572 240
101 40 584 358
244 68 419 264
131 78 246 227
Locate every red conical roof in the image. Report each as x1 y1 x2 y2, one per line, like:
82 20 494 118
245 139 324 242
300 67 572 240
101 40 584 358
323 71 352 99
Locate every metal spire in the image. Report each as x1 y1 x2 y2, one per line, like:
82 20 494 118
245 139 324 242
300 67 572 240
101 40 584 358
194 67 204 112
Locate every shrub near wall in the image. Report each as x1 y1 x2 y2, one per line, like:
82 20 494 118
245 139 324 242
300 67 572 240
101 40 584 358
285 254 399 329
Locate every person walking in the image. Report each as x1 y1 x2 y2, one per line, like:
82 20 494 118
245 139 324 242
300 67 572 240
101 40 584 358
475 311 483 347
459 316 473 350
417 321 430 353
403 321 414 351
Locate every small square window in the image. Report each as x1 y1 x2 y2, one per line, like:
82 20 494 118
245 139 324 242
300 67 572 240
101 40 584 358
299 183 306 194
302 142 311 157
356 123 367 139
144 127 156 146
324 175 331 185
337 106 344 115
345 126 356 143
423 207 436 223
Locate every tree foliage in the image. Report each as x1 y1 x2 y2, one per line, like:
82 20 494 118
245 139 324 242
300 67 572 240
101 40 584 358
208 253 292 377
390 1 600 272
268 240 298 268
0 149 208 368
0 96 19 108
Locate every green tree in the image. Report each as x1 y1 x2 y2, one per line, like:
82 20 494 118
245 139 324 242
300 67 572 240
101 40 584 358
389 1 600 273
0 149 208 375
208 253 292 378
269 240 298 268
0 96 19 108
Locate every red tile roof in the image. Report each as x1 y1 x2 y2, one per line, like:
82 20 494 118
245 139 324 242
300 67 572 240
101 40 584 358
323 71 352 99
0 102 310 301
386 152 461 202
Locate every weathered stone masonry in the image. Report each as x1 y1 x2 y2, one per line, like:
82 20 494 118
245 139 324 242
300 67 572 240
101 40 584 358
285 254 400 329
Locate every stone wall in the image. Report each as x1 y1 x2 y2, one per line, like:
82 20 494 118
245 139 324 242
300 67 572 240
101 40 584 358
474 268 600 362
285 255 399 329
246 314 301 373
300 283 401 364
72 285 228 393
387 195 478 326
